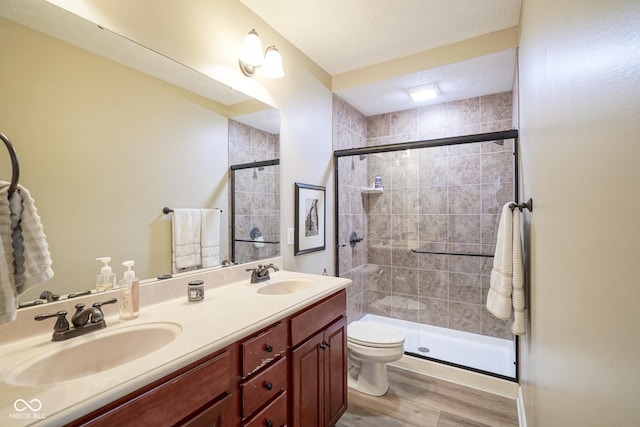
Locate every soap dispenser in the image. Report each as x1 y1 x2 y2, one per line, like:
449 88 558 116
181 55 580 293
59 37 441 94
119 260 140 320
96 257 116 292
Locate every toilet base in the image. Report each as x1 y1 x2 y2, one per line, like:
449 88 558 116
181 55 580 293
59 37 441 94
347 359 390 396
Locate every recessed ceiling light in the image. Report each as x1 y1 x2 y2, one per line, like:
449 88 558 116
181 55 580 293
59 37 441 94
406 83 440 101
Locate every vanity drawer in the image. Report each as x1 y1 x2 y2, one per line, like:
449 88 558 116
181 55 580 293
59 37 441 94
290 289 346 347
243 391 287 427
182 392 233 427
77 349 232 427
241 322 287 376
241 357 287 418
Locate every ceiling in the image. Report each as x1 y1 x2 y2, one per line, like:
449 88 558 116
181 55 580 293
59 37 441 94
241 0 522 116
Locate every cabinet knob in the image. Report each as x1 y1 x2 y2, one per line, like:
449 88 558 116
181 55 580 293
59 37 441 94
264 382 273 390
265 344 273 352
319 343 327 350
265 420 274 427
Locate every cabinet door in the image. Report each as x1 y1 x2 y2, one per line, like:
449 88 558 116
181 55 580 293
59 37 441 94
291 331 323 427
323 317 347 426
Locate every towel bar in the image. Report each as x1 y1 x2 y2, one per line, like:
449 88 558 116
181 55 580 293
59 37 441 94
509 198 533 212
163 207 222 214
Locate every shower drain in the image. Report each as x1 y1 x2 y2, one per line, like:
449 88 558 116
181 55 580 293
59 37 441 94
417 347 430 353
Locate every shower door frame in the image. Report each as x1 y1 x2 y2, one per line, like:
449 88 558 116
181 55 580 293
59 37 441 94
333 129 520 382
229 158 280 264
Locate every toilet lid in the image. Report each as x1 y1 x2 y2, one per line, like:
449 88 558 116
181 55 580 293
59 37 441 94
347 321 405 348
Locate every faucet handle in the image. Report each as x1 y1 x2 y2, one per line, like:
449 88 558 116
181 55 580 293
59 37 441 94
92 298 117 313
90 298 117 323
35 310 70 333
92 297 117 308
39 290 60 303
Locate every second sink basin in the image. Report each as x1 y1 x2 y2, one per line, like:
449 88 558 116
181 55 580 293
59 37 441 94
4 322 182 387
256 278 316 295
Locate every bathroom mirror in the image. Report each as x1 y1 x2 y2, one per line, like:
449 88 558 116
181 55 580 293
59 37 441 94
0 0 280 304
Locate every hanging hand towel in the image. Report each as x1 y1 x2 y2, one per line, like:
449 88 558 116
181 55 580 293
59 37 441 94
171 209 202 273
200 208 221 268
0 182 54 324
486 203 514 320
510 208 526 335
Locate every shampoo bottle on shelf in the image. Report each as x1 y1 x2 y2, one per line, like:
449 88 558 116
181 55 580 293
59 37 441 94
119 260 140 320
95 257 116 292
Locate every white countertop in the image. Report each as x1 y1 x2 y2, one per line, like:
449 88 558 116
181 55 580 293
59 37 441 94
0 261 351 426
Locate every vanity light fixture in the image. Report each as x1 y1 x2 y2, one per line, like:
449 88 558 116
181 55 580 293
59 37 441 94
239 29 285 78
406 83 440 101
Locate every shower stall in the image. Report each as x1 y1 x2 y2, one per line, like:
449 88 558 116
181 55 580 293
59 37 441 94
335 130 519 380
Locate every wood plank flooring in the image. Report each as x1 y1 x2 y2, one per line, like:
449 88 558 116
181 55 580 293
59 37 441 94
336 366 519 427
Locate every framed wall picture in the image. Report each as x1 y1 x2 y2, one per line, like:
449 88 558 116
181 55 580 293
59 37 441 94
294 182 326 255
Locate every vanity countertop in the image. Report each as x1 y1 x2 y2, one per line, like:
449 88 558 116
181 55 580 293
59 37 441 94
0 261 351 426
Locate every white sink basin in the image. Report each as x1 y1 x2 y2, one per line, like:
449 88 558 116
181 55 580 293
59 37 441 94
5 322 182 387
256 278 315 295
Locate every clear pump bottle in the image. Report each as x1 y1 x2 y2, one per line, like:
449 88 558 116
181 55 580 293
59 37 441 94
119 260 140 320
96 257 116 292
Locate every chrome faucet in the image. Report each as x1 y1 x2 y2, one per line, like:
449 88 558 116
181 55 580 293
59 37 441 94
246 264 279 284
35 298 117 341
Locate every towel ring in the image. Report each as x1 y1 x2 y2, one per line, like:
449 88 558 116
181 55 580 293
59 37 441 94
1 132 20 195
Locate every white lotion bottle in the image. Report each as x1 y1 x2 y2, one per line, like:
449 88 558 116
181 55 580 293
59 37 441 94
96 257 116 292
119 260 140 320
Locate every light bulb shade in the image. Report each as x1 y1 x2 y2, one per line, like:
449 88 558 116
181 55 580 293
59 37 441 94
239 29 264 67
262 46 285 78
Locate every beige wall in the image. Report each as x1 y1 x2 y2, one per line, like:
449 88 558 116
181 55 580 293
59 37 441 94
1 18 229 297
518 0 640 425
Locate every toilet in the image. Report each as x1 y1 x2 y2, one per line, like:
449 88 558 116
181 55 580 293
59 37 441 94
346 321 405 396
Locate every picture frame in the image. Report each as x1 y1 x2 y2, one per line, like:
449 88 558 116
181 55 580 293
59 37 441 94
294 182 326 255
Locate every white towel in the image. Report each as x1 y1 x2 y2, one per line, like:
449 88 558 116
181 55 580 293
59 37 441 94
486 203 526 336
487 203 514 320
171 209 201 273
0 182 54 324
200 208 221 268
510 208 526 335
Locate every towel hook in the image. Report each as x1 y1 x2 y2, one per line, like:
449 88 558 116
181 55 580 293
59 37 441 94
1 132 20 195
509 198 533 212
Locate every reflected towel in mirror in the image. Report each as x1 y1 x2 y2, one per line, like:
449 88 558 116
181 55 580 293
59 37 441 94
171 209 201 273
200 209 220 268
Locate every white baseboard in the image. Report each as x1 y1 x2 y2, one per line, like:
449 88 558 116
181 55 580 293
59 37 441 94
389 354 518 399
517 386 527 427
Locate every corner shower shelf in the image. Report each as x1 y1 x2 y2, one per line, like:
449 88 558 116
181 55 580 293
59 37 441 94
360 187 383 194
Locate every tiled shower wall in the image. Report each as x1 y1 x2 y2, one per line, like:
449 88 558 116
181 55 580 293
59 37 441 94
334 92 515 339
228 120 280 264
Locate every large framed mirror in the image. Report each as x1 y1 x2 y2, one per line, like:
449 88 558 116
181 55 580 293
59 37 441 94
0 0 280 304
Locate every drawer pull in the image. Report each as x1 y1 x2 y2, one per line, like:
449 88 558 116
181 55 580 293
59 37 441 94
264 381 273 390
265 420 273 427
319 342 330 350
265 344 273 352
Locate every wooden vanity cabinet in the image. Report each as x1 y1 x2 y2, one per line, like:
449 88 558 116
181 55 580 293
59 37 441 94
68 346 239 427
290 290 347 427
67 288 347 427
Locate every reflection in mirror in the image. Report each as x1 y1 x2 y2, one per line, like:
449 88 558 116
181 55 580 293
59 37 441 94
0 0 280 306
228 117 281 265
231 160 281 264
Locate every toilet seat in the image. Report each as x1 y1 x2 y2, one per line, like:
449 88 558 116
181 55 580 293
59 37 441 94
347 321 404 348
